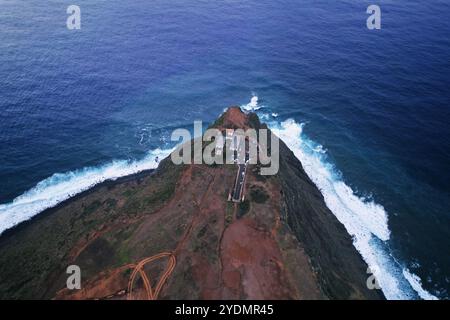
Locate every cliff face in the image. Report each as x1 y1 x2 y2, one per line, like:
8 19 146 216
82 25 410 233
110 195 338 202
0 107 383 300
236 107 384 299
278 140 384 299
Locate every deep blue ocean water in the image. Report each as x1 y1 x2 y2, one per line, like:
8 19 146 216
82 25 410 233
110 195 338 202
0 0 449 299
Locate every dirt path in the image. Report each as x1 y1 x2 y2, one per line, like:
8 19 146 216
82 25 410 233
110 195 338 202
127 167 218 300
127 252 176 300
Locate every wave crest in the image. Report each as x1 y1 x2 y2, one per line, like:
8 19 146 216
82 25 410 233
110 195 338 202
0 148 172 235
266 115 437 300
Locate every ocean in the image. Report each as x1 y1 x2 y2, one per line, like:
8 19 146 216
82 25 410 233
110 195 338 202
0 0 449 299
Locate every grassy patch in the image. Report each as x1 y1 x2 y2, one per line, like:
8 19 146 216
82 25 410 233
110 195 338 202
122 197 142 215
225 202 234 226
116 247 132 266
237 200 250 218
122 268 132 277
104 198 117 210
143 184 175 207
122 189 137 198
250 186 269 203
0 147 185 299
82 200 102 215
197 225 208 238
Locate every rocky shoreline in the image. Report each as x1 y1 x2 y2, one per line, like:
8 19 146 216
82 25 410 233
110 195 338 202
0 108 384 300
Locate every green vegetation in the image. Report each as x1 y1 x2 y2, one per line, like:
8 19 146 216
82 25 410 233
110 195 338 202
225 202 234 226
197 225 208 238
104 198 117 211
250 186 269 203
192 228 218 264
122 188 137 198
143 184 175 207
209 113 225 128
247 112 261 129
122 268 132 277
122 197 141 215
116 247 132 266
82 200 102 215
237 199 250 218
0 157 184 299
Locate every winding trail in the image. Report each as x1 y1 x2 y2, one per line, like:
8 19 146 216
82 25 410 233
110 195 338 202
127 252 176 300
127 168 218 300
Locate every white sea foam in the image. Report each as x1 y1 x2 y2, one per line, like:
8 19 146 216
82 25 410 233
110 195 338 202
270 119 390 241
0 148 173 235
241 95 261 111
403 269 438 300
0 94 439 300
268 116 438 300
240 94 439 300
313 145 326 154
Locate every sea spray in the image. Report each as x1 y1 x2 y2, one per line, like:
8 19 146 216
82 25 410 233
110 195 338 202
0 148 173 235
242 95 438 300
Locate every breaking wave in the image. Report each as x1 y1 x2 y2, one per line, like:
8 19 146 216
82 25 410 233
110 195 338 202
242 95 262 111
243 95 438 300
0 93 439 300
0 148 173 235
